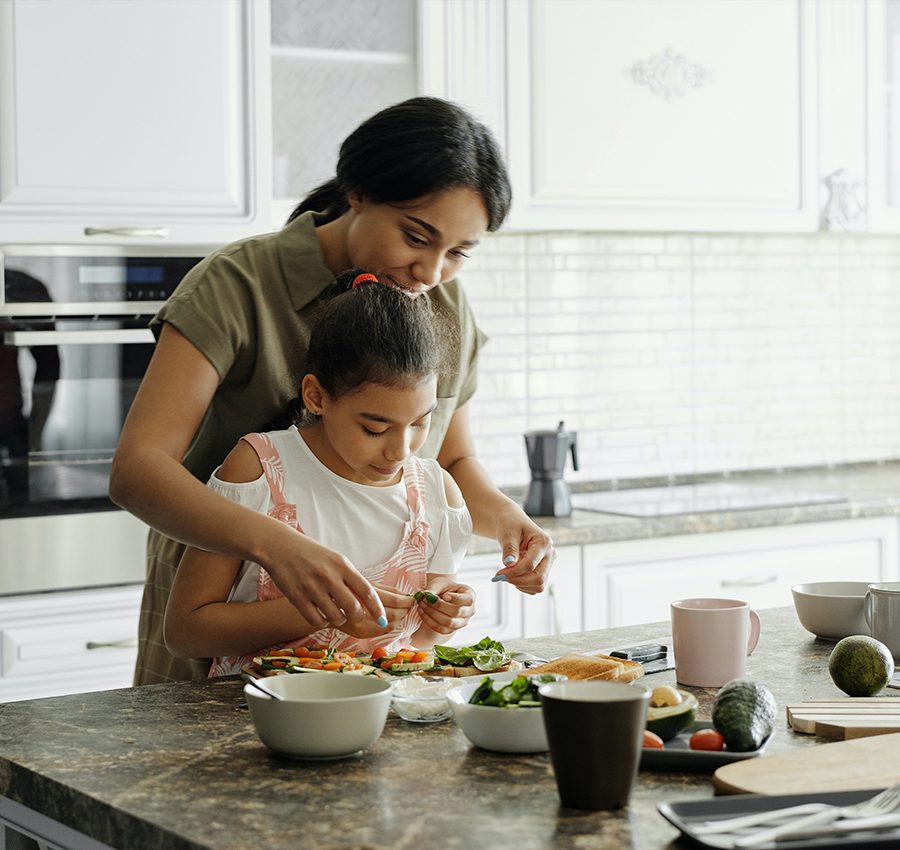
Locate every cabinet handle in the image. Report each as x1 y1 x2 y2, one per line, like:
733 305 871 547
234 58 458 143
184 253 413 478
720 575 778 588
84 226 169 238
85 639 138 650
548 584 562 635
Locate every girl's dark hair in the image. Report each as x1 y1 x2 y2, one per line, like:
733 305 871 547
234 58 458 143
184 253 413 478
289 270 442 427
287 96 511 232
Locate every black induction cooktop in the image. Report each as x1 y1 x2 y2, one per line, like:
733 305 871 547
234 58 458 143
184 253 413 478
570 482 848 518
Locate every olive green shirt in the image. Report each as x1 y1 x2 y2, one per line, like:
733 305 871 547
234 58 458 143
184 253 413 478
136 211 486 685
151 210 486 480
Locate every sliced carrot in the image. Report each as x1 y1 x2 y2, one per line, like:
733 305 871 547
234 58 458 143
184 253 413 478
299 659 324 669
268 649 293 657
293 646 310 658
269 659 288 668
395 650 415 660
410 651 429 663
307 649 327 659
323 662 342 671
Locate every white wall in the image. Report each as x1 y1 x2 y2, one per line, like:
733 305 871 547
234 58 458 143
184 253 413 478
464 231 900 487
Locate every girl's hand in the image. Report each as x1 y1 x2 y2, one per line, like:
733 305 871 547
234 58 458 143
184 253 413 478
489 504 555 595
416 575 476 636
339 585 415 639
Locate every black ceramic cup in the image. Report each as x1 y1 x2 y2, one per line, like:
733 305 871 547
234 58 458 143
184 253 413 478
539 680 650 810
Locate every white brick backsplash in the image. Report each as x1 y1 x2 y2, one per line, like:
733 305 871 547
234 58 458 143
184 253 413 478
461 232 900 488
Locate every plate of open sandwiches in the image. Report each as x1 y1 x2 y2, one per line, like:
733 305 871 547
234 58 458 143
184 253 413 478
242 636 523 680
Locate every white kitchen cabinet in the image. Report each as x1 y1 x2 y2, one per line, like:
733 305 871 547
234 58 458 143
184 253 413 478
452 551 524 645
268 0 418 228
452 545 582 646
0 584 142 702
0 0 270 245
521 546 583 638
422 0 818 232
582 517 900 629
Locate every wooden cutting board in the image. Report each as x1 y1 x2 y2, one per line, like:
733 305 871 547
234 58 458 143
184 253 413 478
787 698 900 739
714 733 900 795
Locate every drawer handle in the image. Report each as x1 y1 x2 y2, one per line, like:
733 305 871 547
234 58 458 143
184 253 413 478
85 639 138 650
720 575 778 588
548 584 561 635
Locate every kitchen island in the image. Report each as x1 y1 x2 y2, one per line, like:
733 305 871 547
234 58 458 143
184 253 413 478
0 608 885 850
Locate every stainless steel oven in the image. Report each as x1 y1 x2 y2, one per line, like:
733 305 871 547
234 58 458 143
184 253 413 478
0 245 211 595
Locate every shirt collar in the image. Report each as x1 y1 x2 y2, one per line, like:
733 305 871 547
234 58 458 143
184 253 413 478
277 210 336 312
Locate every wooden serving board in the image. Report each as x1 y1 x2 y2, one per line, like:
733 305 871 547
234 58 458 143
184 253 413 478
787 698 900 739
713 732 900 795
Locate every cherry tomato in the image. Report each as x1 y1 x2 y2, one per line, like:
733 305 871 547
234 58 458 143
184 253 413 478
371 647 389 661
642 730 665 749
689 729 726 751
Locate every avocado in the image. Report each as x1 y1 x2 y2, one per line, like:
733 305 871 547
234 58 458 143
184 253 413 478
646 690 698 741
712 679 776 752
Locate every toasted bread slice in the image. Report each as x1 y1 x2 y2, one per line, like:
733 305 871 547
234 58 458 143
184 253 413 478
526 654 624 681
591 652 645 682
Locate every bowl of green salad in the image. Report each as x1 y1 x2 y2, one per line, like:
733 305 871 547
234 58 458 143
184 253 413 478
447 671 565 753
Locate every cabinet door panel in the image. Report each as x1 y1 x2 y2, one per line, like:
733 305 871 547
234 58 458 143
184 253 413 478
0 0 263 240
453 554 523 645
502 0 817 231
584 519 899 629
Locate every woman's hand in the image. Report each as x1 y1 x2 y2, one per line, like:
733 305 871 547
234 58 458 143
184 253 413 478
488 503 555 595
416 575 476 637
260 522 387 630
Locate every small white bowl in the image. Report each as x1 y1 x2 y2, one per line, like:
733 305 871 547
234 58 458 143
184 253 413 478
447 671 550 753
244 674 391 760
391 676 454 723
792 581 871 640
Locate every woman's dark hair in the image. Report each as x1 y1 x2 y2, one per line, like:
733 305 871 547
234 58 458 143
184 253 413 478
290 270 442 427
287 97 511 232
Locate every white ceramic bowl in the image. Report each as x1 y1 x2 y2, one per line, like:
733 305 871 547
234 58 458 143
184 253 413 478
447 671 550 753
791 581 871 640
244 674 392 760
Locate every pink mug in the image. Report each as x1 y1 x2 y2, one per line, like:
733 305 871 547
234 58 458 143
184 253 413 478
671 598 761 687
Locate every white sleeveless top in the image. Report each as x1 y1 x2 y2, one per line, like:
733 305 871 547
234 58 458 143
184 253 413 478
206 426 472 605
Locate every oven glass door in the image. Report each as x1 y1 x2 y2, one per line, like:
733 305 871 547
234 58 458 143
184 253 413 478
0 317 154 518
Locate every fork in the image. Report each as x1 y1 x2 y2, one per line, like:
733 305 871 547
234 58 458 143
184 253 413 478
695 783 900 836
732 783 900 848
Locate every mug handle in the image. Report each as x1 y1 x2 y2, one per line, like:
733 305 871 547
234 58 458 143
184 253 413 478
865 591 874 630
746 609 761 656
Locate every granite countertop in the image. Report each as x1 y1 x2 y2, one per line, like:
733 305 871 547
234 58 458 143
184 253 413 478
469 460 900 555
0 607 884 850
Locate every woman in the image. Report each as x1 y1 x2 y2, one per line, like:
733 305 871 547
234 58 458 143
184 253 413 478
110 96 555 686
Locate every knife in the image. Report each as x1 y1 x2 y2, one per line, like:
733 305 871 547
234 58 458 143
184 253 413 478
596 638 674 675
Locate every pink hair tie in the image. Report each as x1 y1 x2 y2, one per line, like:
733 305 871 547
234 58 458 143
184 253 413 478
351 273 378 289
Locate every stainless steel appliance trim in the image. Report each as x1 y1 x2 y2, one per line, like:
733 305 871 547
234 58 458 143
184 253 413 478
4 328 154 346
0 511 148 596
1 302 164 317
83 227 169 238
1 244 214 258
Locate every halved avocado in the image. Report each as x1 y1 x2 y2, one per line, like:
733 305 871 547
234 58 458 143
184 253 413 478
646 690 698 741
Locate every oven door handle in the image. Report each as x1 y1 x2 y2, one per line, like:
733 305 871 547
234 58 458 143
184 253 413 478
3 329 155 346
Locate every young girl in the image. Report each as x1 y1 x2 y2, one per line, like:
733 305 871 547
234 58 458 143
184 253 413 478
164 271 476 672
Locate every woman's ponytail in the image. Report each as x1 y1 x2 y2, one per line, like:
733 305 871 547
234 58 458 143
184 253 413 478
286 178 349 224
284 97 511 231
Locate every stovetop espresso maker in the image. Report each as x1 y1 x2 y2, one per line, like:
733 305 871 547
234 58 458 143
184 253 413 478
523 421 579 517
